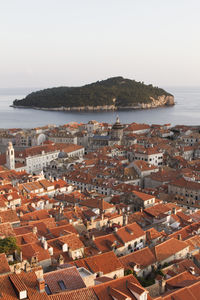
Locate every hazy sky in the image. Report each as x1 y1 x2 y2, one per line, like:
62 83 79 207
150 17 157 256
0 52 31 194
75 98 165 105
0 0 200 88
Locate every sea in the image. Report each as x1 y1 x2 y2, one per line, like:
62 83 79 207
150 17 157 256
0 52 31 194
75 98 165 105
0 87 200 128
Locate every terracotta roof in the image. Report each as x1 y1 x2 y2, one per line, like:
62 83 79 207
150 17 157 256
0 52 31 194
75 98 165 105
20 209 50 223
20 242 51 262
93 274 150 300
0 209 19 224
79 198 114 210
47 224 78 239
0 253 10 274
124 123 150 132
15 232 38 245
146 228 165 242
0 270 49 300
48 234 84 252
0 222 15 238
43 266 86 294
144 203 171 218
132 190 155 202
162 259 200 278
153 238 189 262
170 177 200 190
93 233 123 253
116 222 145 244
119 247 156 270
49 287 97 300
73 251 123 275
169 222 200 241
165 270 197 288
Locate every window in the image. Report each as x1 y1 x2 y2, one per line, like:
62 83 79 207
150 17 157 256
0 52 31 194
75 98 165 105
45 284 52 295
58 280 66 290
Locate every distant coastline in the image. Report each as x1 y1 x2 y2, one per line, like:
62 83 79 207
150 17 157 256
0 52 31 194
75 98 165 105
11 101 175 112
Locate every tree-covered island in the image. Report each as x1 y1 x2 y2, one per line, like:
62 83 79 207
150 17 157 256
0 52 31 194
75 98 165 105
13 77 174 111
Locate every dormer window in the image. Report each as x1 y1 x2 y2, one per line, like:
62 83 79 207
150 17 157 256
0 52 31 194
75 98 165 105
58 280 66 290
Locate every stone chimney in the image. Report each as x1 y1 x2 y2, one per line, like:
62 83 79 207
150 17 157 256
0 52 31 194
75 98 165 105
43 240 48 250
123 214 128 226
48 247 53 256
160 278 166 294
19 251 23 262
177 234 182 241
33 226 38 235
58 254 64 265
14 264 21 274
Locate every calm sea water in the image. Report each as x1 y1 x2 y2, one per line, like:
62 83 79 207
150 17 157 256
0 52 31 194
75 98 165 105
0 87 199 128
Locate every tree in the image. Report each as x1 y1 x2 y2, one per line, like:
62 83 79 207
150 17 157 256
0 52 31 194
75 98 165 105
0 236 19 254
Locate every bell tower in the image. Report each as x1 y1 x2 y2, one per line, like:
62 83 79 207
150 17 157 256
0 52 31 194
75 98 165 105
111 115 124 140
6 142 15 170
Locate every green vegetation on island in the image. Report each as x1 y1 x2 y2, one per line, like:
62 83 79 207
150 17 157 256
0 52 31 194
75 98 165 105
13 77 173 109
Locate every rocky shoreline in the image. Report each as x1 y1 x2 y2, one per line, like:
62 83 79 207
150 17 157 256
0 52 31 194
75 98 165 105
11 95 175 112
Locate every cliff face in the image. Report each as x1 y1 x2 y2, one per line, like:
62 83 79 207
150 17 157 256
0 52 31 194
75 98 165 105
140 95 175 109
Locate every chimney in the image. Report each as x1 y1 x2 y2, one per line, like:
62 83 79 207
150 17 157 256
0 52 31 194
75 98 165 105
37 278 45 293
92 235 95 241
14 264 21 274
33 226 38 235
117 207 122 215
19 251 23 262
48 247 53 256
123 214 128 226
172 207 176 215
189 266 195 275
58 254 64 265
25 263 31 272
177 234 182 241
43 240 48 250
35 268 44 280
160 278 166 294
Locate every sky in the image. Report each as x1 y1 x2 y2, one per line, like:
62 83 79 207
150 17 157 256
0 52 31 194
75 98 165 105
0 0 200 88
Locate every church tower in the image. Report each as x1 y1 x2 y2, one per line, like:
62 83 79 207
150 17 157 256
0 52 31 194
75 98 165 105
6 142 15 170
111 115 124 140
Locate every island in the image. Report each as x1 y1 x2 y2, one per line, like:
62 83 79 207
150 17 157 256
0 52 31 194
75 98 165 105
12 76 174 111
